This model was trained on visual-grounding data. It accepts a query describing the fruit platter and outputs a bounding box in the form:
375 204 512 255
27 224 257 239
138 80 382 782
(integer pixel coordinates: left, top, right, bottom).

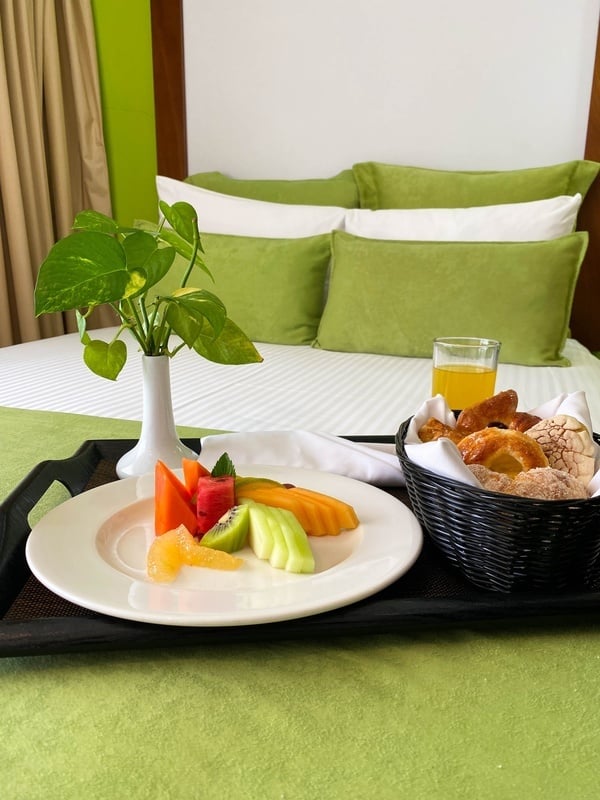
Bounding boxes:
23 449 423 628
149 454 361 582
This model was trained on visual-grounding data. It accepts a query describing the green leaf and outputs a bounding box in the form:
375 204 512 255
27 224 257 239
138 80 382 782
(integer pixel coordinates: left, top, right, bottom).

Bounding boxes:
34 232 128 314
121 231 176 295
122 268 147 299
211 452 236 477
82 338 128 380
73 210 119 235
142 247 176 290
192 318 263 365
122 230 158 269
156 228 210 276
164 289 228 346
159 201 198 244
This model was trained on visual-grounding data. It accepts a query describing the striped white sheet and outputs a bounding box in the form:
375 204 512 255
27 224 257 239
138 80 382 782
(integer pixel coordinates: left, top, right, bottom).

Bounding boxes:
2 328 600 434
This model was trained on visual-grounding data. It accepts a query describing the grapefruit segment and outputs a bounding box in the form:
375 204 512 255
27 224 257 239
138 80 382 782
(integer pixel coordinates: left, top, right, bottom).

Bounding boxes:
147 524 243 582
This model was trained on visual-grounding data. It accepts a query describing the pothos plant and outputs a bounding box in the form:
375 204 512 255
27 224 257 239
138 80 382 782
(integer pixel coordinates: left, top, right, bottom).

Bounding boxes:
34 201 262 380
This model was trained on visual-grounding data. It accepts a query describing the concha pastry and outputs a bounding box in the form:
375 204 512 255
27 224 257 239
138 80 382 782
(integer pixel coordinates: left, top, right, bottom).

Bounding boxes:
525 414 596 485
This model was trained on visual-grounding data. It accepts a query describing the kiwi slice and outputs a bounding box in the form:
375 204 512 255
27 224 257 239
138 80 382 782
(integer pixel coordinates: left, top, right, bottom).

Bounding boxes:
201 505 250 553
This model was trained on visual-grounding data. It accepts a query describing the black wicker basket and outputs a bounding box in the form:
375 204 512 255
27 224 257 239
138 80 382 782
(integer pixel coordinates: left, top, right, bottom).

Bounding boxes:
396 417 600 593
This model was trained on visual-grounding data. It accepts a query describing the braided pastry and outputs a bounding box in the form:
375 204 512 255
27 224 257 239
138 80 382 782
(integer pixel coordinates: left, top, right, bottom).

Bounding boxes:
456 389 518 433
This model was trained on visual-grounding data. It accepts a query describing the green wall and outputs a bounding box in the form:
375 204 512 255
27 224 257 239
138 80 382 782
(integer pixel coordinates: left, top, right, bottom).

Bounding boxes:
90 0 158 226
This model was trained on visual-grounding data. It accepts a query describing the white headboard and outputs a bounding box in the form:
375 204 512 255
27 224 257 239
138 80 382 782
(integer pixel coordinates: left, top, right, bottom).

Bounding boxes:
182 0 600 177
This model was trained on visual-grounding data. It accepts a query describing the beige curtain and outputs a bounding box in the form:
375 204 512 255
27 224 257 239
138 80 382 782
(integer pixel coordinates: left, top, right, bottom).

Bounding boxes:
0 0 115 347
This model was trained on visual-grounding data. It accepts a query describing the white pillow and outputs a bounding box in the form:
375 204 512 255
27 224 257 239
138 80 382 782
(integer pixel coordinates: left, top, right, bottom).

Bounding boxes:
343 193 583 241
156 175 347 238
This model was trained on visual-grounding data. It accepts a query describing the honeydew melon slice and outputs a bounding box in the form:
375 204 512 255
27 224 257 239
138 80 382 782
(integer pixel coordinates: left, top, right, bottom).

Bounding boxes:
268 506 315 574
267 510 288 570
241 499 274 560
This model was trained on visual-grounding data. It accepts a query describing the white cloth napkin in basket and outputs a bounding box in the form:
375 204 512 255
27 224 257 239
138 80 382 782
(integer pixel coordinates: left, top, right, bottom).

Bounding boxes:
404 390 600 496
199 430 405 486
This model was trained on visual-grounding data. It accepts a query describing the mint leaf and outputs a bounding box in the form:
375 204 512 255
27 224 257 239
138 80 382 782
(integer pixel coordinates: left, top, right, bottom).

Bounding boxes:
211 452 236 477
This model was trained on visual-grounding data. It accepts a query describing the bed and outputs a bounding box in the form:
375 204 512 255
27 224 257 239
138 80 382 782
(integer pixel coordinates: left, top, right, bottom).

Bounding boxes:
5 153 600 435
4 157 600 437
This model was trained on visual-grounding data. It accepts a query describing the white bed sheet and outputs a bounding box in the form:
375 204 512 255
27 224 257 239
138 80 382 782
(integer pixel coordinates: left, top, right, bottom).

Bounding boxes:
2 328 600 434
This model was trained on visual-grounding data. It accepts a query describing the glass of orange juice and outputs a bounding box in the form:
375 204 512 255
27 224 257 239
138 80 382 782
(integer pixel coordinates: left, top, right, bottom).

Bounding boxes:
432 337 500 409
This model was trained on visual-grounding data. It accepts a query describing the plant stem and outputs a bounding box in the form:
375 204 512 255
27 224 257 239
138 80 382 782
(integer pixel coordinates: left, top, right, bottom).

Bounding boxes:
125 299 152 354
180 233 201 288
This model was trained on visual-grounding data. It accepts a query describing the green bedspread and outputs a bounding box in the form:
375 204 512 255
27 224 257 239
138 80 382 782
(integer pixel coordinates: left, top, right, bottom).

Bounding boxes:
1 406 599 800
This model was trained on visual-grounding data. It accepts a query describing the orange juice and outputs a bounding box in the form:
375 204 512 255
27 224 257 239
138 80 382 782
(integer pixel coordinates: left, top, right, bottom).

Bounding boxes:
432 363 497 409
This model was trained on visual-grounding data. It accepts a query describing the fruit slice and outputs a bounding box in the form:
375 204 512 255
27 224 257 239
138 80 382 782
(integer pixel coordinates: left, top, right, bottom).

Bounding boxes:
235 483 359 536
200 505 250 553
196 475 235 535
155 460 197 535
235 476 283 493
241 499 274 560
147 524 243 582
269 506 315 574
182 457 210 498
267 510 289 570
241 499 314 573
235 486 311 531
286 487 359 533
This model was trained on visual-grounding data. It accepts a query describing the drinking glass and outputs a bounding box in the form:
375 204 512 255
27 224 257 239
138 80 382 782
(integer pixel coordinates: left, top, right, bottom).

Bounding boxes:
432 337 500 409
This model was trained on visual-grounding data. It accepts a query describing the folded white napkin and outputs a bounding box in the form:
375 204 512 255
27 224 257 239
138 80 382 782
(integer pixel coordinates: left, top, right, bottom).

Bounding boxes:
404 391 600 495
199 430 405 486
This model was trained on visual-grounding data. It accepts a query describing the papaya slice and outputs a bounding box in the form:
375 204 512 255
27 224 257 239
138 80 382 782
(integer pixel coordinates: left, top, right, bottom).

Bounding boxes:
155 460 197 536
182 457 210 498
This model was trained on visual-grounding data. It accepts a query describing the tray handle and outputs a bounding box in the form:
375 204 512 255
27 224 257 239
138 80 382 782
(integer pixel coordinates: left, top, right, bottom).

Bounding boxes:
0 441 105 614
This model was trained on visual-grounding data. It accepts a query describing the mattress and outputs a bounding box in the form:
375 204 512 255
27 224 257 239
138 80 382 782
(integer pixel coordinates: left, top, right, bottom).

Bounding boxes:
2 328 600 434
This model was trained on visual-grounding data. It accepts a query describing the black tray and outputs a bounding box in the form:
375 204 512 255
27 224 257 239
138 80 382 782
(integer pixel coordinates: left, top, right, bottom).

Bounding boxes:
2 437 600 657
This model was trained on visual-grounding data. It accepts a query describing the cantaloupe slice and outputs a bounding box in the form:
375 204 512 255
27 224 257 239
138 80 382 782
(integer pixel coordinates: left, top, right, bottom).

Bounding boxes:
287 486 359 532
235 486 312 531
285 488 339 536
235 484 359 536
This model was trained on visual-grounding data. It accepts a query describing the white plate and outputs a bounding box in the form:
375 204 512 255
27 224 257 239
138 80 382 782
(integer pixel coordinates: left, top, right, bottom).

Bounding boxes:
25 465 422 627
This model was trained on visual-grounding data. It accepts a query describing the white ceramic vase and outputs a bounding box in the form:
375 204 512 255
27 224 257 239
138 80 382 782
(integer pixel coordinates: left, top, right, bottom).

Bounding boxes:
116 355 198 479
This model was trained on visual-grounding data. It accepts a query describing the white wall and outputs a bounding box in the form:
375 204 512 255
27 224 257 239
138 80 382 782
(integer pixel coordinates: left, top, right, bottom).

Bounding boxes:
183 0 600 178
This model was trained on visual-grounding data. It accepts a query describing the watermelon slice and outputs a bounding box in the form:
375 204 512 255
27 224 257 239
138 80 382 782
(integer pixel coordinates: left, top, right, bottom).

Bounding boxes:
196 475 235 535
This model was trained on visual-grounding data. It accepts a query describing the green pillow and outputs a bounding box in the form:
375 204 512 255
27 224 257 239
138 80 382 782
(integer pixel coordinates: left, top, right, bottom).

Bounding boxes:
314 231 588 366
154 233 331 345
185 170 359 208
352 160 600 209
